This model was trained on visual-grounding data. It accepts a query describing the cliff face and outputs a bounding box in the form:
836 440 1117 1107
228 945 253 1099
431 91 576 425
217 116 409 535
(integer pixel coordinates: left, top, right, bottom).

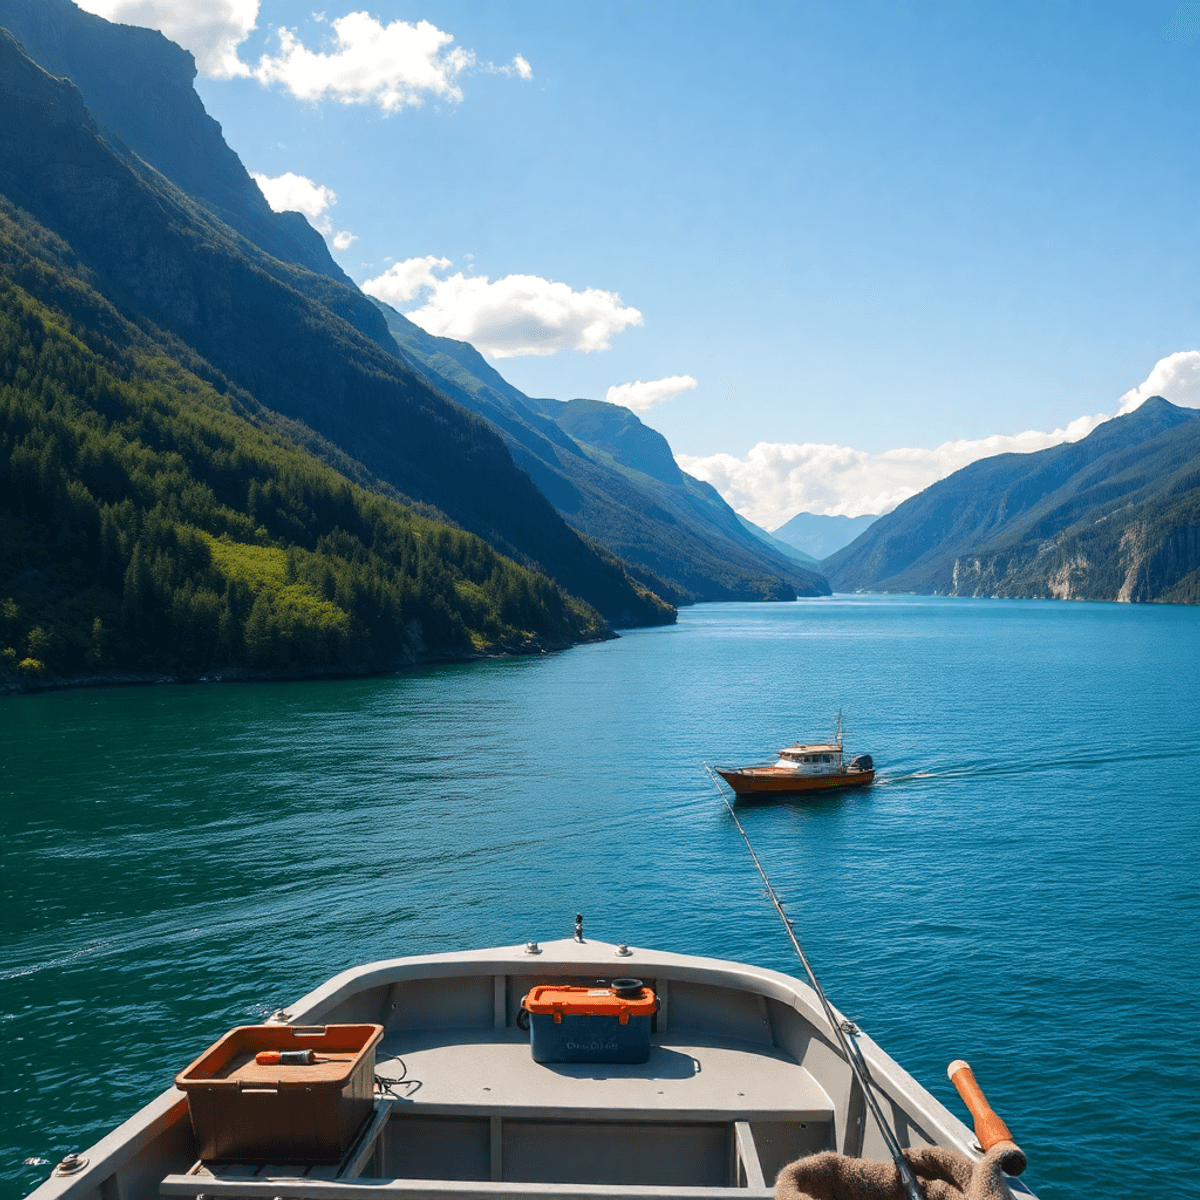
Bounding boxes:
0 0 345 282
824 398 1200 604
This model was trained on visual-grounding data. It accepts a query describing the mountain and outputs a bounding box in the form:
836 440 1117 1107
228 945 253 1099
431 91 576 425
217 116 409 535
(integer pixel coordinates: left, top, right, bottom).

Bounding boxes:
734 515 820 565
770 512 879 560
822 398 1200 604
0 197 608 687
374 301 831 602
0 0 345 283
0 23 671 631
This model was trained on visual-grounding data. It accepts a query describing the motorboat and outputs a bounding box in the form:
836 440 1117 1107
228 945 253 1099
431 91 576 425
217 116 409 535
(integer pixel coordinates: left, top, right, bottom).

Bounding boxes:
713 738 875 798
25 932 1036 1200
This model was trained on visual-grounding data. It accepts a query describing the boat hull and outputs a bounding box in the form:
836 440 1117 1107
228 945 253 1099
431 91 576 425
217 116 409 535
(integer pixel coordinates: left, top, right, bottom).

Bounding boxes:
716 766 876 796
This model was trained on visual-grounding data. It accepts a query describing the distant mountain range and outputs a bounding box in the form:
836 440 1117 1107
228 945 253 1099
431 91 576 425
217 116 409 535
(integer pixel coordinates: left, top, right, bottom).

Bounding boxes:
769 512 879 560
733 515 820 565
823 398 1200 604
374 301 829 603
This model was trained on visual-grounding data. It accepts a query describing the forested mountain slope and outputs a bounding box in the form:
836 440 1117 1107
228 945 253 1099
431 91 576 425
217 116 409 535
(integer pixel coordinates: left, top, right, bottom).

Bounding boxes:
376 301 830 603
823 398 1200 603
0 200 608 688
0 26 670 630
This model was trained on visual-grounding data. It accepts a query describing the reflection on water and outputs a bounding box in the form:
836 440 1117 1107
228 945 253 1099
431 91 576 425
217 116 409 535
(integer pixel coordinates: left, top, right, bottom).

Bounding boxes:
2 596 1199 1200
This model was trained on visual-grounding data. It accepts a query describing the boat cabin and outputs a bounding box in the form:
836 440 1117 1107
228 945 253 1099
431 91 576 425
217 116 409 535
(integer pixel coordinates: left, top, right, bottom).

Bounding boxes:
774 742 844 775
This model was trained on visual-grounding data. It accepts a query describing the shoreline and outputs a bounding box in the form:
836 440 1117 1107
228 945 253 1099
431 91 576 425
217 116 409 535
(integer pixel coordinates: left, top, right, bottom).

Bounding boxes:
0 629 618 697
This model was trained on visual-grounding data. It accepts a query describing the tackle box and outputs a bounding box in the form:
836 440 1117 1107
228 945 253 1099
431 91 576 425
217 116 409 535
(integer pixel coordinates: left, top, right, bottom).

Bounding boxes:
175 1023 384 1163
521 979 656 1064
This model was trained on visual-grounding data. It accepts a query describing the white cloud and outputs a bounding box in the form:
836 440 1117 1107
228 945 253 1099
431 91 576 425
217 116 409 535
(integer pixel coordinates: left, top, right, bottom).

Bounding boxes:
487 53 533 79
1117 350 1200 413
251 170 356 251
251 171 334 219
678 351 1200 528
678 413 1108 528
253 11 474 111
73 0 258 78
361 258 642 357
358 255 451 304
607 375 698 413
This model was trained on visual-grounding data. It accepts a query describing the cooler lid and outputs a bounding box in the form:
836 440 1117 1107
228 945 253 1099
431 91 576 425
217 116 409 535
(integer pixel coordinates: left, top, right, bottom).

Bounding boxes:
523 983 657 1017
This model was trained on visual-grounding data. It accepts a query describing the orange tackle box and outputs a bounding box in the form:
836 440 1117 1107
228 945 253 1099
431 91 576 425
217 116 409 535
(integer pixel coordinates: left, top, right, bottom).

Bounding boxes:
520 979 656 1064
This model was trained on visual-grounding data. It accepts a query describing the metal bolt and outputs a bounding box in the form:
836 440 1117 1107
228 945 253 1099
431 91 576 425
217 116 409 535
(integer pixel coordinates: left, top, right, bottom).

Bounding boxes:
839 1019 859 1035
615 943 632 957
524 941 541 955
55 1154 87 1176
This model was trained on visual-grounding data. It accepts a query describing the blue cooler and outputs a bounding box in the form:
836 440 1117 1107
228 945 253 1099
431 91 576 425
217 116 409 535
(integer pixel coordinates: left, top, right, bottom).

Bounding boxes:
521 979 657 1064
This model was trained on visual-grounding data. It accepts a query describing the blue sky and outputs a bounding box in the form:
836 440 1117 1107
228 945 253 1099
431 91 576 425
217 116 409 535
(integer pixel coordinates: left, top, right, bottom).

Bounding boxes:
77 1 1200 522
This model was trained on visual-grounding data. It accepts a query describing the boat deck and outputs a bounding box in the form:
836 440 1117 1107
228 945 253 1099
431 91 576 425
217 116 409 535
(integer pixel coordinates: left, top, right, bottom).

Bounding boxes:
161 1032 833 1198
376 1029 834 1122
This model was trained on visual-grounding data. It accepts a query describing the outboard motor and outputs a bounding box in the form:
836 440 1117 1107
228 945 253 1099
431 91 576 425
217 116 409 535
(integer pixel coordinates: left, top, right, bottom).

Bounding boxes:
850 754 873 771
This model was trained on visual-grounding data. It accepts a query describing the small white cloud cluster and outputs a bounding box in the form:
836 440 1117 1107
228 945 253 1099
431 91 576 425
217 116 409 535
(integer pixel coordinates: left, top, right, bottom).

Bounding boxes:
251 171 356 250
73 0 259 78
487 53 533 79
606 376 697 413
253 12 475 111
678 351 1200 528
361 259 642 358
1117 350 1200 413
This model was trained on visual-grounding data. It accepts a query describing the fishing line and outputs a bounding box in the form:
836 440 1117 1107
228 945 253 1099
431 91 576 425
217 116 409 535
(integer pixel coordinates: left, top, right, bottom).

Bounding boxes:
703 763 927 1200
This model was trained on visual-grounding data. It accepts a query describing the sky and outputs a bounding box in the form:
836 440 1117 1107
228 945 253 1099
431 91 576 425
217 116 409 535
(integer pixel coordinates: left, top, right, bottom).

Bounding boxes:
74 0 1200 526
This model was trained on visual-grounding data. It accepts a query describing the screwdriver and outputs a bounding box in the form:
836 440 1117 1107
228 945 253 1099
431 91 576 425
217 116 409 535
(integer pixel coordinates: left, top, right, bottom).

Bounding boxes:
255 1049 329 1065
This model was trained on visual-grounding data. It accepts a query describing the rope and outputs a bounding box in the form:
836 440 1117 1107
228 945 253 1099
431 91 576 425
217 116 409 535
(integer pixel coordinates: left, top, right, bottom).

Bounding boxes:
703 764 927 1200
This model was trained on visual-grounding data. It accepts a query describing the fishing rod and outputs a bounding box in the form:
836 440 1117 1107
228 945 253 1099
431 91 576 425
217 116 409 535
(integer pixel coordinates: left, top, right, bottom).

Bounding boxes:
703 763 927 1200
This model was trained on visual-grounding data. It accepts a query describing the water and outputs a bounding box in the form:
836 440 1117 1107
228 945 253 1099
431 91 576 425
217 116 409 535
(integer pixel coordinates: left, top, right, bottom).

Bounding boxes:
3 595 1199 1200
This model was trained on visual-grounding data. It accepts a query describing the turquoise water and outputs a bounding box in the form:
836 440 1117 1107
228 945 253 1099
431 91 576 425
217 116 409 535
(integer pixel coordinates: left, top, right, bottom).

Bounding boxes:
3 596 1199 1200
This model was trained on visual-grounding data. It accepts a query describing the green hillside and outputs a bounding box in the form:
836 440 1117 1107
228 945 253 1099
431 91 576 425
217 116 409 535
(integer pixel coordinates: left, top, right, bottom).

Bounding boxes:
0 202 609 687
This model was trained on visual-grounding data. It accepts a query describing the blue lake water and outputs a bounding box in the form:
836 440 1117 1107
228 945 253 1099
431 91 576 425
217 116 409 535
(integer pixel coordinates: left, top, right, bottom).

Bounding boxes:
3 595 1199 1200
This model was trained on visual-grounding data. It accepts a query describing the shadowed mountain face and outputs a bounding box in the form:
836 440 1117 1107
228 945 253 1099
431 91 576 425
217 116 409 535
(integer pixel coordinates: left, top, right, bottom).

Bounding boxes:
0 26 671 630
375 302 831 603
0 0 346 283
823 398 1200 604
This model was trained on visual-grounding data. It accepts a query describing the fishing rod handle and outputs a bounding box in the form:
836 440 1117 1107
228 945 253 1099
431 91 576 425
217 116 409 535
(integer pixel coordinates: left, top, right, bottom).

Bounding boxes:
947 1060 1027 1176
